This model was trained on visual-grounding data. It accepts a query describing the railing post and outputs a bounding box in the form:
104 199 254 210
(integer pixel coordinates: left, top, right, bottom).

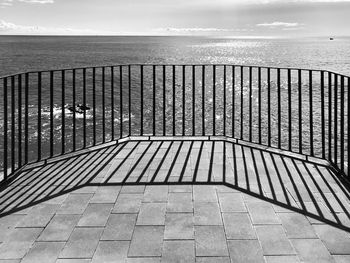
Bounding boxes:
232 66 235 138
267 68 271 147
309 70 314 156
340 75 345 171
153 65 156 136
277 68 281 149
128 65 131 136
173 65 176 136
111 66 114 141
320 71 325 159
348 77 350 177
25 73 29 164
18 74 22 167
83 68 87 147
120 66 123 138
37 72 42 161
92 67 96 145
240 66 243 140
140 65 143 136
101 67 105 144
249 66 252 142
11 76 15 172
213 65 216 136
258 67 261 144
288 69 292 151
202 65 205 136
163 65 166 136
3 78 8 182
50 71 54 157
328 72 332 161
298 69 302 154
224 65 227 137
182 65 185 136
73 69 77 150
192 65 195 136
334 74 338 165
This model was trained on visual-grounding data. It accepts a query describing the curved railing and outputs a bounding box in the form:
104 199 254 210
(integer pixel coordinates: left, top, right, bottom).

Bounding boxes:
0 64 349 184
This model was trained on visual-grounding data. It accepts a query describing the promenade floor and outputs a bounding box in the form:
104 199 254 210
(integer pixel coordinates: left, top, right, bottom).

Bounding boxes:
0 140 350 262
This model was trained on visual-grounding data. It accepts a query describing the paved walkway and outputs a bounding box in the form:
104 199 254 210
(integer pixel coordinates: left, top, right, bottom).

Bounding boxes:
0 141 350 262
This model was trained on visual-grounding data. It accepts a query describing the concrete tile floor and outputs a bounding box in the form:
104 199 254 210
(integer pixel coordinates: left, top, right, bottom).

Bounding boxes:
0 140 349 262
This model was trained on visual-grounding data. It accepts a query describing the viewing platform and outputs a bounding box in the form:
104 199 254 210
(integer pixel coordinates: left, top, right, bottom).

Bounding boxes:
0 64 350 262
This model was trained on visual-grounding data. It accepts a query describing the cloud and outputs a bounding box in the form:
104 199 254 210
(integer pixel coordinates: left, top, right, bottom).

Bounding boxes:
155 27 251 33
19 0 54 3
256 21 302 27
0 20 99 35
157 27 232 32
0 0 53 7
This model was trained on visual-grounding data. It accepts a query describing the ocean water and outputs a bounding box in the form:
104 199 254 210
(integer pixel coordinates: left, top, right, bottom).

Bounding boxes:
0 36 349 172
1 36 350 76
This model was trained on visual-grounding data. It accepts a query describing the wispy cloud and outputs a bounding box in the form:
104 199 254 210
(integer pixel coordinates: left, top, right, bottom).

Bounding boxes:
156 27 232 32
0 20 100 35
0 0 53 7
154 27 251 34
256 21 303 28
19 0 54 3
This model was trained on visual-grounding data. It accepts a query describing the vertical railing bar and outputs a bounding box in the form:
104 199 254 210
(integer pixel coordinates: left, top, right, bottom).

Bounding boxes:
128 65 131 137
202 65 205 136
72 69 76 151
163 65 166 136
24 73 29 164
182 65 185 136
101 67 105 144
267 68 271 147
3 78 8 180
334 74 338 165
298 69 302 154
18 74 22 167
192 65 196 136
120 66 123 138
92 67 96 145
83 68 87 147
153 65 156 136
11 76 15 172
320 71 325 159
232 66 235 138
173 65 176 136
258 67 261 144
249 66 252 142
49 71 54 157
240 66 243 140
340 76 345 171
140 65 143 136
277 68 281 149
110 66 114 141
328 72 332 161
288 69 292 151
213 65 216 136
37 72 41 161
347 77 350 177
309 70 314 156
223 65 227 136
61 70 65 154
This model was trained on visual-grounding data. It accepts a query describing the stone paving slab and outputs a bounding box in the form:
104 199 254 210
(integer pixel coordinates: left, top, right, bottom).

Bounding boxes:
0 141 350 262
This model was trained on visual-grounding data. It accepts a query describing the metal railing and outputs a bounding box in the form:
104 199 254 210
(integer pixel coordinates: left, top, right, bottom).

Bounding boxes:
0 64 349 184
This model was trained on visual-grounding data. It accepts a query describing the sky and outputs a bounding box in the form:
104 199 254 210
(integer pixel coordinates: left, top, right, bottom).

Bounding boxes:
0 0 349 37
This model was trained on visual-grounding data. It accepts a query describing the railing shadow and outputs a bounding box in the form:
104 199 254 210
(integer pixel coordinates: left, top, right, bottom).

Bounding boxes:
0 139 349 232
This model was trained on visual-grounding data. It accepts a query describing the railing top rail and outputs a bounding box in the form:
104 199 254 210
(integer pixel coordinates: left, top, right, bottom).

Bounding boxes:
1 63 349 79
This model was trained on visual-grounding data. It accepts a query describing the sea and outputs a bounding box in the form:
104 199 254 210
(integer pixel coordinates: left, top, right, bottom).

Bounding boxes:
1 36 350 172
0 36 350 76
